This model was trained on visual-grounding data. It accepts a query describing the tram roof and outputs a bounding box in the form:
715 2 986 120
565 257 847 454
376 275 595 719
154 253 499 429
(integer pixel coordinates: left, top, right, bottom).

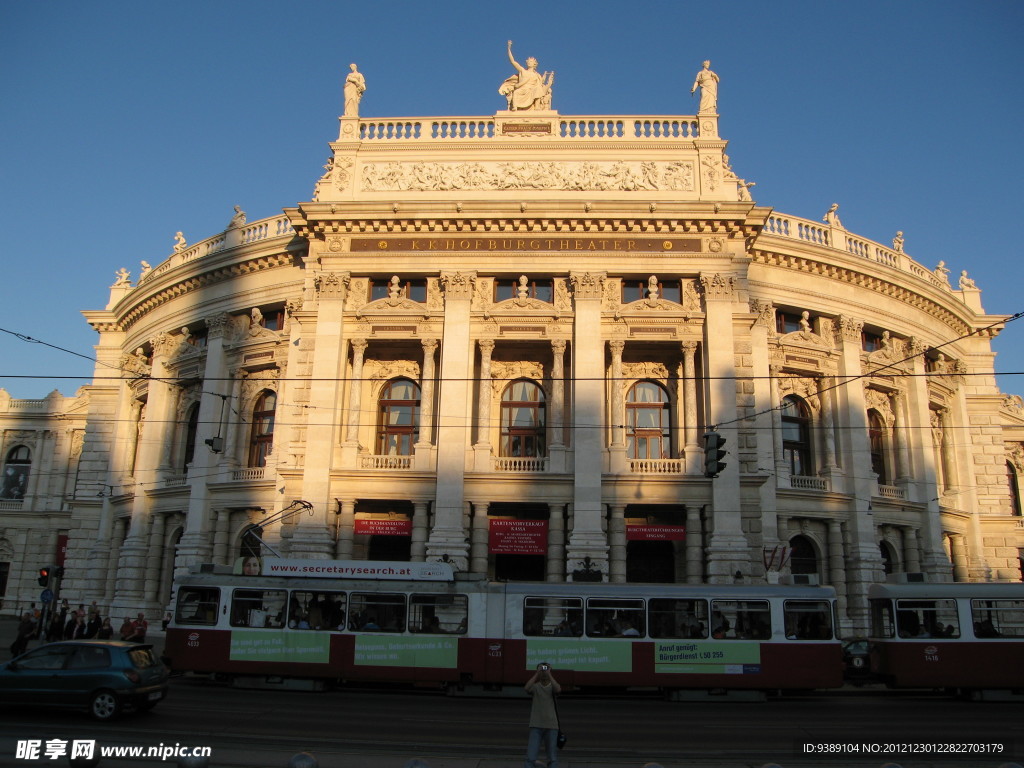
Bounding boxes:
867 582 1024 600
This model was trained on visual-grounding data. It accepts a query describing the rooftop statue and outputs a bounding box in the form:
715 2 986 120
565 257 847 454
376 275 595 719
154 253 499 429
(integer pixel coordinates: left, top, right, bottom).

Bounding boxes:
892 231 904 253
344 63 366 118
690 60 719 114
228 205 246 230
823 203 843 229
499 40 554 111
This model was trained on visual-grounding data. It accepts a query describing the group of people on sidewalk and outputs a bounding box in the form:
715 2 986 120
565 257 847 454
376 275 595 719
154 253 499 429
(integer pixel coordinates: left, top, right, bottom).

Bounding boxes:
8 601 151 657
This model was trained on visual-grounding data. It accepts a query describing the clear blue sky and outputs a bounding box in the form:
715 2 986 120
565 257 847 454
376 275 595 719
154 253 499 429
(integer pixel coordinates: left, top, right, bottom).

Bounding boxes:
1 0 1022 399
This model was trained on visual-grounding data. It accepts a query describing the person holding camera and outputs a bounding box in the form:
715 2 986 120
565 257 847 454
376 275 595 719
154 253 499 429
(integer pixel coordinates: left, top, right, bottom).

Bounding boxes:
524 662 561 768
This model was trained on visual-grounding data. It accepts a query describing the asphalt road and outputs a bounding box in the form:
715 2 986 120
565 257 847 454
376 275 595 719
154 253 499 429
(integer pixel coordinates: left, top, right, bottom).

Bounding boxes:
0 676 1022 768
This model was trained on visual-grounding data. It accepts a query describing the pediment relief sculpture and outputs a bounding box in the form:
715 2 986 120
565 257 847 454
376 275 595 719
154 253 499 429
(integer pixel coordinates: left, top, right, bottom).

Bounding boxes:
367 360 421 382
864 388 896 428
118 348 151 378
168 327 202 364
777 375 821 415
490 361 547 395
620 361 672 381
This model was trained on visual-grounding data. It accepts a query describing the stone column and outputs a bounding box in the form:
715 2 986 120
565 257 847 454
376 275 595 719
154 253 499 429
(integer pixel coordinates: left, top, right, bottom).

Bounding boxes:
681 341 701 473
685 505 703 584
950 534 969 582
473 339 495 470
213 509 231 565
345 339 368 445
427 271 476 569
770 365 788 483
174 312 230 582
415 339 438 469
470 501 490 576
548 339 567 473
902 525 921 573
608 505 627 583
939 408 958 492
699 273 747 582
892 391 912 483
335 499 355 559
104 518 125 603
748 301 779 564
566 272 609 579
832 315 883 627
144 512 167 602
609 340 625 449
546 503 565 582
222 372 245 467
819 377 838 471
411 501 429 561
827 520 848 620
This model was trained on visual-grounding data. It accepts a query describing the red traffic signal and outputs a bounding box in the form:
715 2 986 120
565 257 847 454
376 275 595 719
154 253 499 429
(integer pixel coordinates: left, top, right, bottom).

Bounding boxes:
37 566 51 587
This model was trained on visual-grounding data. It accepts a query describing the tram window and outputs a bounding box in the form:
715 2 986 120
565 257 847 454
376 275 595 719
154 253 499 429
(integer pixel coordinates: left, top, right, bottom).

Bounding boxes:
175 587 219 625
971 599 1024 638
523 597 583 636
289 591 346 631
895 599 959 638
586 598 645 638
870 599 895 638
349 592 406 632
783 600 833 640
410 594 468 634
648 599 707 638
230 589 287 628
710 600 771 640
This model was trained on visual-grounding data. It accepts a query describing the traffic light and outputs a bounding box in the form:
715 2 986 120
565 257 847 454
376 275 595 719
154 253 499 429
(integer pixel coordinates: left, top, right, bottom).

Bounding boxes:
53 566 65 580
37 566 51 587
703 432 727 478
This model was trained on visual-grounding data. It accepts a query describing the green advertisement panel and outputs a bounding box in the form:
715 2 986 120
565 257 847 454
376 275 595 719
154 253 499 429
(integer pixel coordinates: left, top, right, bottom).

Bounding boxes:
230 630 331 663
654 640 762 674
526 639 633 672
354 636 459 668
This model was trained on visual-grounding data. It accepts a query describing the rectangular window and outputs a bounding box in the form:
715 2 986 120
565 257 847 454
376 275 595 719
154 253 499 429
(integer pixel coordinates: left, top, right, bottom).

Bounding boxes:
648 598 708 638
175 587 220 626
230 589 287 628
783 600 833 640
895 599 959 638
349 592 406 632
710 599 771 639
410 593 468 634
288 591 347 630
586 598 645 637
494 278 554 303
370 278 427 302
523 596 583 637
862 331 883 352
971 599 1024 638
621 279 680 305
776 312 803 334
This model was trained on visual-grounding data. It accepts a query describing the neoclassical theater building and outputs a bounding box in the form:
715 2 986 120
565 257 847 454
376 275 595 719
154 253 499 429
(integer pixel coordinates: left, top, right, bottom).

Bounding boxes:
2 58 1023 633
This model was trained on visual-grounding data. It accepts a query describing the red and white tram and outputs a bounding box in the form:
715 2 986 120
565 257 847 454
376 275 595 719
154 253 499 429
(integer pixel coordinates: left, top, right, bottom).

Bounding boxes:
164 559 843 696
867 582 1024 696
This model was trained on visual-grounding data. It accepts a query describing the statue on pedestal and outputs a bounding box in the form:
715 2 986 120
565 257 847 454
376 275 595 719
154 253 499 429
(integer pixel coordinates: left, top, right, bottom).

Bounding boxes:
344 63 366 118
499 40 554 111
690 60 720 114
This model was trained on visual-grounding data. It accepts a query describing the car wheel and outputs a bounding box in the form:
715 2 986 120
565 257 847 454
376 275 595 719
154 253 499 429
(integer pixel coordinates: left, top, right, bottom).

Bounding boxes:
90 690 121 721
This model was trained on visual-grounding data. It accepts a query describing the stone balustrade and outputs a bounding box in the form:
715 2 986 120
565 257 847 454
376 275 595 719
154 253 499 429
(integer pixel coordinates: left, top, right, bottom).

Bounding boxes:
790 474 829 491
360 455 413 470
628 458 683 474
356 115 704 142
493 456 549 472
231 468 265 481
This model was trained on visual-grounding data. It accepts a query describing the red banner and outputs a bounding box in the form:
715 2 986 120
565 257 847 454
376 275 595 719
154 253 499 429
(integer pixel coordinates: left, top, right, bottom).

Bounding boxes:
354 518 412 536
626 524 686 541
489 519 548 555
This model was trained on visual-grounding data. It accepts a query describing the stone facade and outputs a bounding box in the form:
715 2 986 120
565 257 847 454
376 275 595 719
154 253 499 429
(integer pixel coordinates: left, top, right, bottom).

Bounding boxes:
2 90 1023 635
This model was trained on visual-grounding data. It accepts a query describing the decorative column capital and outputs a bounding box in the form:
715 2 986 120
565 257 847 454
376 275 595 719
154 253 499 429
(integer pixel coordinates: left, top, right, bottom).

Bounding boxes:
350 338 368 355
569 271 606 299
551 338 567 355
699 272 736 299
608 339 625 356
420 337 439 354
836 315 864 343
681 340 699 356
204 312 230 339
440 271 476 300
478 338 495 356
314 271 350 300
749 298 775 328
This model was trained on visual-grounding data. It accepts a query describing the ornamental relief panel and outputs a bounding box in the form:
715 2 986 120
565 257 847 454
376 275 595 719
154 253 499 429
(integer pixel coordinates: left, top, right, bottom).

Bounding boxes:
864 388 896 428
490 361 547 396
620 361 672 381
777 375 821 416
1007 442 1024 472
360 160 695 193
175 384 203 421
239 369 280 412
366 360 421 382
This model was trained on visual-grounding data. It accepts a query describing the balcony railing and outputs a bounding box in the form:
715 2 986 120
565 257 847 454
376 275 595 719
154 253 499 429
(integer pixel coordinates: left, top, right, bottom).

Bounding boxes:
790 475 829 491
162 474 188 488
360 455 414 470
877 484 907 500
0 499 24 511
232 468 265 481
493 456 549 472
628 458 683 474
357 116 703 143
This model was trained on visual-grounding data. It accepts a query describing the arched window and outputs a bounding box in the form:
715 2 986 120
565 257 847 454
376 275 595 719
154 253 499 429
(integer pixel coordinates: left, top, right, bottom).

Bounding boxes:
789 535 818 576
626 382 671 460
781 396 812 476
1009 462 1023 517
248 391 276 468
868 410 888 484
880 540 897 575
377 378 420 455
1 446 30 500
182 404 200 473
500 380 546 457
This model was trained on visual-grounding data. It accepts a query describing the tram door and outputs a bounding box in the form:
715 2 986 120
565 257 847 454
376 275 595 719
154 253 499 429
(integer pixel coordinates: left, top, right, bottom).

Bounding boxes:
626 540 675 582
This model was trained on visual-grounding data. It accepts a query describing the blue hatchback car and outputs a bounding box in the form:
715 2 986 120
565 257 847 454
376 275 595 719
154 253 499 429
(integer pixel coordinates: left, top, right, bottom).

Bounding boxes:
0 640 169 720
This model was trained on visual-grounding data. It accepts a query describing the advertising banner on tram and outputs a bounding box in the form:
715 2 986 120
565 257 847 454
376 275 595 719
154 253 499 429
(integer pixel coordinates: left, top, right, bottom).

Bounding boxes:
261 558 453 581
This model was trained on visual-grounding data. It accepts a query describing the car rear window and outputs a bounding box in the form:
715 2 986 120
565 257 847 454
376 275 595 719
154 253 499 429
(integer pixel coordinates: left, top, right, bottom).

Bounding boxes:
128 648 159 669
